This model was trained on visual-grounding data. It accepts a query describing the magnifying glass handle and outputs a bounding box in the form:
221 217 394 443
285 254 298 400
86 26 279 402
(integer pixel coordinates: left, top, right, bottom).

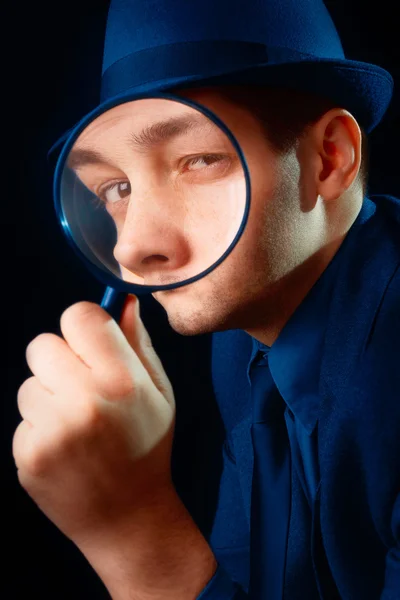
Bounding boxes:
100 286 127 322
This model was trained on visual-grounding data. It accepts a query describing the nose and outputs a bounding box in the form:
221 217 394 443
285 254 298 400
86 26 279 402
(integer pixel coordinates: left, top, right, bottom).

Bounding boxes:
112 190 192 285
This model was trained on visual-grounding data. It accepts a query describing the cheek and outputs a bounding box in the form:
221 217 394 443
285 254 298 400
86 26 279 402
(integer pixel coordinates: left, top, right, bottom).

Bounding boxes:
241 182 276 252
224 174 297 282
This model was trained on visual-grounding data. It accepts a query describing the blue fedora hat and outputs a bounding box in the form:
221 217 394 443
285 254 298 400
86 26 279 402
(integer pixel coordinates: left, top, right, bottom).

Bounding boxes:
49 0 394 156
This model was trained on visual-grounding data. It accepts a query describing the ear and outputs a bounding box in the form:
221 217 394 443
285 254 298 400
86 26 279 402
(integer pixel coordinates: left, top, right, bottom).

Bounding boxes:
311 108 362 202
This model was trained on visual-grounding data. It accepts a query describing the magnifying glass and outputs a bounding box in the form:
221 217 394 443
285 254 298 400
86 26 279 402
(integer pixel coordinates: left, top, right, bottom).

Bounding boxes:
54 93 251 321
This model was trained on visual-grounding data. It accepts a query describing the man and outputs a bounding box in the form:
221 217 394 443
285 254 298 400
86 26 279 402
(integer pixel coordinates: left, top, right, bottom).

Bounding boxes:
13 1 399 599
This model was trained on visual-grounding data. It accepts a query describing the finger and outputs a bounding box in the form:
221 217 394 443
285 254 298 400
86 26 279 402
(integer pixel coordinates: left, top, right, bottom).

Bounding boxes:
12 419 33 471
17 376 51 424
26 333 91 395
16 375 68 432
12 417 62 480
119 295 174 405
59 301 148 395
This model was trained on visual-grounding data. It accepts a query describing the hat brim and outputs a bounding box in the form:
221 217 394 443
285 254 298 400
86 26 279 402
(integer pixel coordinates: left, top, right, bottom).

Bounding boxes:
48 57 393 160
114 58 394 134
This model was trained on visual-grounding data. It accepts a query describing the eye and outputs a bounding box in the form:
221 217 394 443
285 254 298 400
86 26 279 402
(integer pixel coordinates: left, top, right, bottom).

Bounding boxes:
97 181 131 204
183 154 229 172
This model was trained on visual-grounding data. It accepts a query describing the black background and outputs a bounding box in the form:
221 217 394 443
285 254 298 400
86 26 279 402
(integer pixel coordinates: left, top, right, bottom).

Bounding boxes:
3 1 399 598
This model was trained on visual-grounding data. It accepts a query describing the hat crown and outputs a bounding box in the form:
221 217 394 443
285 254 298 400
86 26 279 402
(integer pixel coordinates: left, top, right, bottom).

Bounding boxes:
102 0 344 74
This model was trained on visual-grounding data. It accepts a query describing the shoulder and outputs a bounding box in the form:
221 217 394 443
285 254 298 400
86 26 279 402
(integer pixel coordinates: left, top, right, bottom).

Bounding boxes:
371 193 400 227
365 251 399 352
318 257 400 517
320 257 399 458
330 258 399 418
319 196 400 450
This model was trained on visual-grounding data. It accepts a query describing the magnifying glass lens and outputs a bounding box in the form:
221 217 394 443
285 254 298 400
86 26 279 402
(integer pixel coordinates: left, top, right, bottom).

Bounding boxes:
58 97 247 290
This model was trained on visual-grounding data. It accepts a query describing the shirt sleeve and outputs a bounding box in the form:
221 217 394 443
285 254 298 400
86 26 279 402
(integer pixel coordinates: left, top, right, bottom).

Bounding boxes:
196 564 249 599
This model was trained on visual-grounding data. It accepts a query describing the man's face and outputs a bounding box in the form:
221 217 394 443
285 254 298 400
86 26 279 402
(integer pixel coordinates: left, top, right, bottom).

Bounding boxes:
153 86 326 340
69 86 321 340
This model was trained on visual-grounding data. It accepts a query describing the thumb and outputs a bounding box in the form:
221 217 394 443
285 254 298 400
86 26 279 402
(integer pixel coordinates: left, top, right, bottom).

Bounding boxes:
119 295 175 406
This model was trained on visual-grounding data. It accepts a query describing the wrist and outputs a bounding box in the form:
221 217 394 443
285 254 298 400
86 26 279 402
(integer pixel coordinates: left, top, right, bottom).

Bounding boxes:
78 487 217 599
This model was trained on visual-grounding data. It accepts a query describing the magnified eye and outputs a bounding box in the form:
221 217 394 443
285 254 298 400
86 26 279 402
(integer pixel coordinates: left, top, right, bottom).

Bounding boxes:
98 181 131 204
183 154 229 172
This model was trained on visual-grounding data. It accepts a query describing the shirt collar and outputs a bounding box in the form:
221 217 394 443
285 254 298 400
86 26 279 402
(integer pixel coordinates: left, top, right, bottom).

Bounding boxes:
246 198 370 436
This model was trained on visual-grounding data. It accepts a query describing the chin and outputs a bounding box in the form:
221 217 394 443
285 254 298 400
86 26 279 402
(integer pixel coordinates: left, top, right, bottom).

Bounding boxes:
166 303 238 337
152 276 241 335
164 306 214 336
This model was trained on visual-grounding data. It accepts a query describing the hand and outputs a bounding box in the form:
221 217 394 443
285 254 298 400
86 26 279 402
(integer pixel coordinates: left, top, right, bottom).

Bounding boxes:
12 296 176 550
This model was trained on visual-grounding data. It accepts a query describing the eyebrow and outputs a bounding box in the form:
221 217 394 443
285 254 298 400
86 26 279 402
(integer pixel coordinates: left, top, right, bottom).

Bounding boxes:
67 112 220 170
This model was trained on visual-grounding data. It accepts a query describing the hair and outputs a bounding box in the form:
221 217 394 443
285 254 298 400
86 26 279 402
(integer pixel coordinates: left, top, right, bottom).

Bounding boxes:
219 85 369 197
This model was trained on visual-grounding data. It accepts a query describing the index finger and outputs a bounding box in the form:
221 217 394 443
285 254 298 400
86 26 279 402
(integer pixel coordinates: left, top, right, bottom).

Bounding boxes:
59 301 148 394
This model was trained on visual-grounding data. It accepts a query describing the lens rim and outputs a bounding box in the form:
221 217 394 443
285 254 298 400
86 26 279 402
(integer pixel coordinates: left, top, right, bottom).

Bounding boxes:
53 91 251 293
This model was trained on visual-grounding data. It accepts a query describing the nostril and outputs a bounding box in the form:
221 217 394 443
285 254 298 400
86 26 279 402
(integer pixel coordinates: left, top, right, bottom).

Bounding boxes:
142 255 169 265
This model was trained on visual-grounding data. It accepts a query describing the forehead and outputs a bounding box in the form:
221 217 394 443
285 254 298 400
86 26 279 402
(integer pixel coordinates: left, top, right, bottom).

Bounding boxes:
67 97 230 171
80 98 185 137
77 98 219 144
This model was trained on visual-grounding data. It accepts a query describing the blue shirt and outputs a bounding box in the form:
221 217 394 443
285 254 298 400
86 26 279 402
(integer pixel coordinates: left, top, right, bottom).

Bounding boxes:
198 199 383 599
243 250 343 598
246 229 345 509
247 210 345 598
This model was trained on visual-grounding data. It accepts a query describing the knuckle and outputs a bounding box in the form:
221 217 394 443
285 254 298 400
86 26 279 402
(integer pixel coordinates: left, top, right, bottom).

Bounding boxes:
96 366 137 399
78 401 107 432
13 423 72 478
17 437 49 477
12 421 26 465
